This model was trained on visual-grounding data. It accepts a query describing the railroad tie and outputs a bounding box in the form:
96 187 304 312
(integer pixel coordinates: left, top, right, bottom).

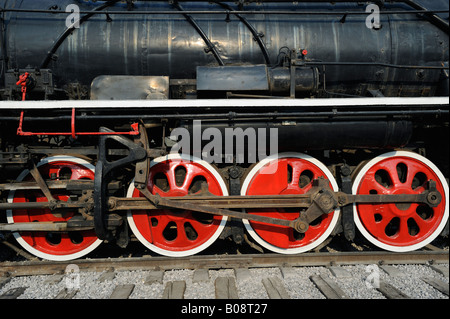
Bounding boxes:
109 284 135 299
215 277 238 299
379 265 407 277
193 269 210 283
280 267 297 279
43 274 65 285
0 287 27 299
55 288 79 299
327 266 351 278
145 270 164 285
234 268 252 282
0 277 11 289
163 281 186 299
98 268 116 282
429 265 449 278
421 277 449 297
376 281 410 299
310 275 349 299
262 277 290 299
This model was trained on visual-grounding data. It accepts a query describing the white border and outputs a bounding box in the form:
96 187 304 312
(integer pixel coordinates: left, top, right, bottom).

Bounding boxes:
126 153 228 257
352 151 449 252
0 97 447 109
6 156 102 261
240 152 340 254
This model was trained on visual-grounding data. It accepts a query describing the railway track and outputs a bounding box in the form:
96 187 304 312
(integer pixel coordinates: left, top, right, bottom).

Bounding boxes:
0 249 448 301
0 250 448 276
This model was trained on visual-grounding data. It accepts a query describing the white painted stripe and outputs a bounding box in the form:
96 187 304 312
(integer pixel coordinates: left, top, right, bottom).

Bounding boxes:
0 97 448 110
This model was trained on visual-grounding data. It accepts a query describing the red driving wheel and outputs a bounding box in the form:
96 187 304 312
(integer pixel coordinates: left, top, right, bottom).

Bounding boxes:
241 153 340 254
127 154 228 257
353 151 449 252
7 156 102 261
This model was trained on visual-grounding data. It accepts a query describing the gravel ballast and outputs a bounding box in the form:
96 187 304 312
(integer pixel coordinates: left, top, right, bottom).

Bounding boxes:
0 263 448 299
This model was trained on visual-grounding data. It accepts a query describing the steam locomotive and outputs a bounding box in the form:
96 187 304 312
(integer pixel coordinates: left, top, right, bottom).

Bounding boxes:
0 0 448 261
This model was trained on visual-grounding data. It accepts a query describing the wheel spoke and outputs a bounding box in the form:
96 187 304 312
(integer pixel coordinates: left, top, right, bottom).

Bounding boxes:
413 206 436 232
166 165 183 192
288 160 303 188
182 170 196 192
370 178 393 194
401 161 429 194
397 217 413 242
187 216 213 235
389 164 403 189
359 205 392 238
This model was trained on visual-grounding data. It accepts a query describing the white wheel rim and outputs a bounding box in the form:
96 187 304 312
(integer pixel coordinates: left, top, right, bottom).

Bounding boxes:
241 152 340 254
6 156 102 261
127 153 228 257
352 151 449 252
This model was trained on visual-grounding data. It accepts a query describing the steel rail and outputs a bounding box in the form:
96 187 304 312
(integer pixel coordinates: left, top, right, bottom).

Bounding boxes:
0 250 447 276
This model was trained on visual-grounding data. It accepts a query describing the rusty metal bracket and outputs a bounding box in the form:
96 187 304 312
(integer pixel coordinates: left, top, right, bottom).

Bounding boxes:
293 178 338 233
339 164 355 241
28 160 57 210
133 121 151 192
